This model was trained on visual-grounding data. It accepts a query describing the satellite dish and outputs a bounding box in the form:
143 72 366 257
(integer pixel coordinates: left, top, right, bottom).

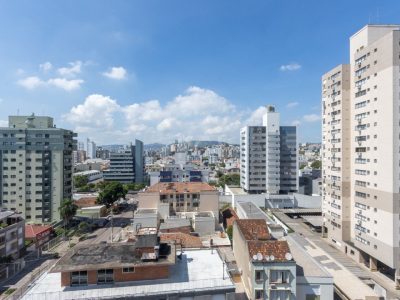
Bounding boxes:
285 253 293 261
252 255 258 261
270 255 275 261
257 253 263 261
264 255 270 261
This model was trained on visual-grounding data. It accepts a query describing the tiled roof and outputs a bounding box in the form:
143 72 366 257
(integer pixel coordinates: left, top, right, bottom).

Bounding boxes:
74 197 97 208
145 182 216 194
25 224 52 239
247 240 291 262
160 232 203 248
235 219 270 240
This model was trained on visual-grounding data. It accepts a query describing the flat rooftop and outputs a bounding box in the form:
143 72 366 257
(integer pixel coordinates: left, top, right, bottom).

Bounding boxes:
286 234 332 278
51 242 174 273
145 182 216 194
23 250 235 300
226 186 247 195
302 215 323 227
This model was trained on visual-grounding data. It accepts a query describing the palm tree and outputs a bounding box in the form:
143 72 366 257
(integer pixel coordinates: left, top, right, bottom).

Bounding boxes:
59 199 78 228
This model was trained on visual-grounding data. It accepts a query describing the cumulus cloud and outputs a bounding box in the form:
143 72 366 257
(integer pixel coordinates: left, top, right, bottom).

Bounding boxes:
58 61 82 77
39 62 52 72
47 78 84 91
17 76 44 89
280 63 301 71
303 114 321 122
64 87 296 144
64 94 120 129
17 76 83 91
103 67 127 80
286 101 299 108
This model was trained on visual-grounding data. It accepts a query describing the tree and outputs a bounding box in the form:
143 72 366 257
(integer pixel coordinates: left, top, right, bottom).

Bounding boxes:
310 160 321 169
78 221 89 233
97 182 127 207
124 183 146 191
73 175 88 188
218 173 240 187
59 199 78 227
226 225 233 241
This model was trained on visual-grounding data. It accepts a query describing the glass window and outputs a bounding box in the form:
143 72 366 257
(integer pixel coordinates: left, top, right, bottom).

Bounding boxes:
97 269 114 284
70 271 87 286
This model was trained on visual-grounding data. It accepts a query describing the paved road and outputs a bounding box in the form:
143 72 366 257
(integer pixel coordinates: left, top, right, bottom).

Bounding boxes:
273 209 400 299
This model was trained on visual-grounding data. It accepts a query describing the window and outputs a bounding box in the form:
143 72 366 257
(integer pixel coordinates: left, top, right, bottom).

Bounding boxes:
71 271 87 286
97 269 114 284
122 267 135 273
270 270 290 283
255 290 264 300
255 270 263 282
306 296 321 300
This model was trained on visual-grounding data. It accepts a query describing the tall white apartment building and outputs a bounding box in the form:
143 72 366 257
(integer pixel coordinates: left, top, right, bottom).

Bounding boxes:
86 138 96 159
322 25 400 286
240 105 298 194
0 115 76 224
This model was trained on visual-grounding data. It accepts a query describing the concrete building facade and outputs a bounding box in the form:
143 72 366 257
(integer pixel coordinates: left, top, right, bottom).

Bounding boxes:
103 140 144 184
240 105 298 194
322 25 400 286
0 115 76 223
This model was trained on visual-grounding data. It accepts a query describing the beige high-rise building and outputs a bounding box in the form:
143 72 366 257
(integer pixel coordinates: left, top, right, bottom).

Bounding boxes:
0 115 77 224
322 25 400 287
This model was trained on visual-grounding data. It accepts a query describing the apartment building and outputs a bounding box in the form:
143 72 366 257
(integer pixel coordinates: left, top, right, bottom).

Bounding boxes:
137 182 219 223
0 210 25 259
322 25 400 286
240 105 298 194
233 219 297 299
0 115 76 224
103 139 144 184
322 64 352 250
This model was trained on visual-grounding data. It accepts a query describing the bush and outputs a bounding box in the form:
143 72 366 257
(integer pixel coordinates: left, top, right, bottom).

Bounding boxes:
4 288 16 295
226 225 233 241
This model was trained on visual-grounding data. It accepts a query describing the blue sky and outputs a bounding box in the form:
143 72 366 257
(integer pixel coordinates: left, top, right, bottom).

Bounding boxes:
0 0 399 144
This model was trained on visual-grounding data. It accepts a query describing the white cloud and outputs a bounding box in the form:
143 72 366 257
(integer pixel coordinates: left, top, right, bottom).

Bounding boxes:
63 94 120 129
17 76 83 91
58 61 82 77
303 114 321 122
286 101 299 108
17 76 44 89
47 78 84 91
64 87 283 144
103 67 127 80
280 63 301 71
39 62 52 72
291 120 301 126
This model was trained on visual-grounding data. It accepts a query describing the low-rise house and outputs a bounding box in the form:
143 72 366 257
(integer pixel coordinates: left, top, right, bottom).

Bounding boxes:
25 224 52 249
51 233 174 286
0 210 25 259
233 219 296 300
74 196 107 219
159 218 191 234
137 182 219 225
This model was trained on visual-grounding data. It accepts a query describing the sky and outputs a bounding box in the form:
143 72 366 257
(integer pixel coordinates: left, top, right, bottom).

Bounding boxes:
0 0 399 145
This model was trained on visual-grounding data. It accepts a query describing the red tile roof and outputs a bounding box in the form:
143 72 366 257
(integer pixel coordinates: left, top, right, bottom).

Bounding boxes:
248 240 291 262
235 219 270 240
160 232 203 248
145 182 216 194
25 224 52 239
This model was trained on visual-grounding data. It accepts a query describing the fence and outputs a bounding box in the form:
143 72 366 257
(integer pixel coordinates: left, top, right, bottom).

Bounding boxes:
3 260 54 300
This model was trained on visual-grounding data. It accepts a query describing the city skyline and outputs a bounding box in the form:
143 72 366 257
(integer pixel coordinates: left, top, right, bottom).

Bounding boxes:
1 1 400 144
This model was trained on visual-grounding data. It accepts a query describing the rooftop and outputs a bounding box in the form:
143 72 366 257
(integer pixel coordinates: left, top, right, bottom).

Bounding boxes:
51 242 175 273
160 232 203 248
286 234 332 278
145 182 216 194
159 218 191 230
25 224 52 239
248 240 292 263
74 197 98 208
235 219 270 241
23 250 234 300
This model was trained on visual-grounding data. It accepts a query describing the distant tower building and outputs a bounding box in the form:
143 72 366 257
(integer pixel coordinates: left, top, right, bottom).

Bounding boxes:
0 114 76 223
103 139 144 184
240 105 298 194
86 138 96 159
